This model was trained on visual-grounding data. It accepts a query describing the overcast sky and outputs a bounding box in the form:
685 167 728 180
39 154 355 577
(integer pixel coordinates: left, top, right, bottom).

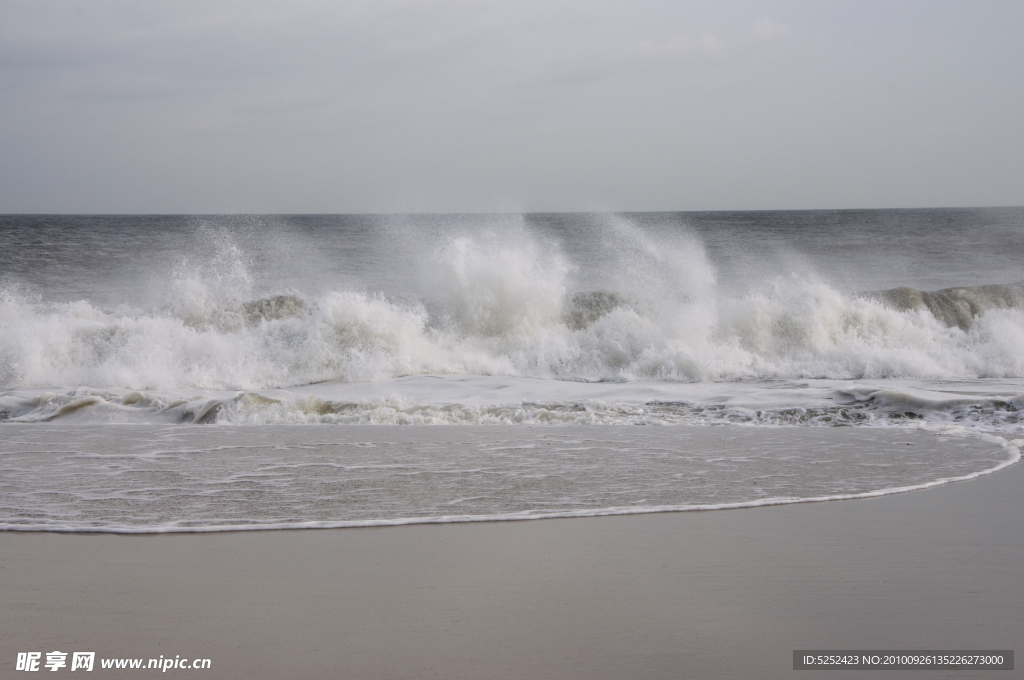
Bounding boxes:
1 0 1022 213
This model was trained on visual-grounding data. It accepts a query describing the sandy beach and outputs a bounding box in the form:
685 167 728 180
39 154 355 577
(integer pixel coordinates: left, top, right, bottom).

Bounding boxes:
2 457 1020 679
4 0 1023 676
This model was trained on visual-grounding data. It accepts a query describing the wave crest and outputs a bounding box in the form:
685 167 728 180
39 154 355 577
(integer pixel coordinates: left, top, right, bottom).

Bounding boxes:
868 282 1024 330
5 226 1024 390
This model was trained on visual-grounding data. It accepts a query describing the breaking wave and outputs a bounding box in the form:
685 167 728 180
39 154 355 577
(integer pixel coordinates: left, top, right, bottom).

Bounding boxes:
4 222 1024 393
867 282 1024 331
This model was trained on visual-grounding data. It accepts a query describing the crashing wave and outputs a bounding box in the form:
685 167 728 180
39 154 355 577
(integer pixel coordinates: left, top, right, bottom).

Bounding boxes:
6 223 1024 391
867 282 1024 330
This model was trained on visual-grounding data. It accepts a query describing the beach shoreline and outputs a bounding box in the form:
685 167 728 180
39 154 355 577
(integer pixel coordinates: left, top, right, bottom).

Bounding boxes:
3 458 1021 679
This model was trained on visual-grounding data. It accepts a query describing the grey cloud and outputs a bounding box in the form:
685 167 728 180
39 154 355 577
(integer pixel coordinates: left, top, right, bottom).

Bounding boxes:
0 0 1021 213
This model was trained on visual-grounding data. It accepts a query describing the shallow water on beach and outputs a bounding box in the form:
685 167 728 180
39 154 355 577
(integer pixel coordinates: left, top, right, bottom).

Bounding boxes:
0 424 1014 532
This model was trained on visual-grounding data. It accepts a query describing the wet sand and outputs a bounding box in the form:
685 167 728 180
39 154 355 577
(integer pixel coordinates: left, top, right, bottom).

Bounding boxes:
2 461 1021 679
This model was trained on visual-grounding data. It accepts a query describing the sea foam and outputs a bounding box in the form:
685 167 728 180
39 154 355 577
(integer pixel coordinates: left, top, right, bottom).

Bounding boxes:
4 221 1024 394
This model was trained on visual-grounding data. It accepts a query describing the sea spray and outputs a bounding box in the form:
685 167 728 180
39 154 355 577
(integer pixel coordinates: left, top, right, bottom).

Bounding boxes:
6 225 1024 390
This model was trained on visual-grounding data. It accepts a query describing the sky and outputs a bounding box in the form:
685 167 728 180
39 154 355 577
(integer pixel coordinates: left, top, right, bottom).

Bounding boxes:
1 0 1022 214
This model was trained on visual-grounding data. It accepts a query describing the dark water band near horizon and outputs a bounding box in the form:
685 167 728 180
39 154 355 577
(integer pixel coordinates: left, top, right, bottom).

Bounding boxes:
2 208 1024 532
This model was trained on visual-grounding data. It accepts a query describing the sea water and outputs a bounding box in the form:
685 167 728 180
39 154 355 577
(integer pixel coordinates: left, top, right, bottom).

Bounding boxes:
1 209 1023 532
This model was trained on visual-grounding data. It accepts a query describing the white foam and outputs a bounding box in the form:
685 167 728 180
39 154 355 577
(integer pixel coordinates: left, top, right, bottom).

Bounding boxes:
7 226 1024 396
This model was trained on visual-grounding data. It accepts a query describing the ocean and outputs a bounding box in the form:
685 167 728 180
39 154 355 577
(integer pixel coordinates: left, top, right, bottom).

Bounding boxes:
2 209 1022 532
